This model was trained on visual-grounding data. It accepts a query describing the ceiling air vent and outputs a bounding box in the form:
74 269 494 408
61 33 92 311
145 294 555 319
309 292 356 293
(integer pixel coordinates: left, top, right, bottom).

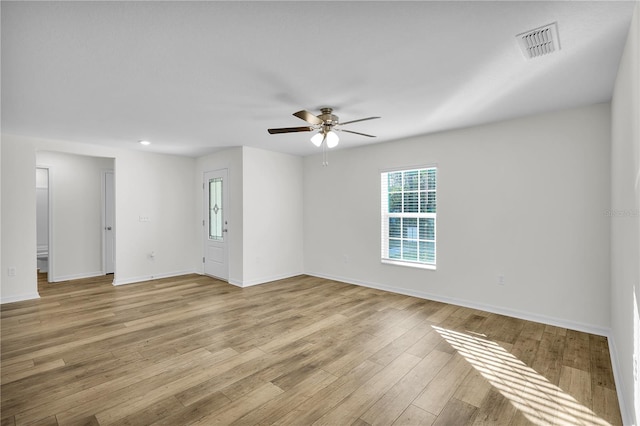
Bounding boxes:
516 22 560 59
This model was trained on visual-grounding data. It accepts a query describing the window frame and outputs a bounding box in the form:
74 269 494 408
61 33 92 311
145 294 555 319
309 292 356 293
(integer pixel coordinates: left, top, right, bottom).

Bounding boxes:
381 165 437 270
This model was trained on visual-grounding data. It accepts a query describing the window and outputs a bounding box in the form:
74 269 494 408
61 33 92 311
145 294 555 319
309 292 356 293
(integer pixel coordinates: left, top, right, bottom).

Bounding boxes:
381 167 436 268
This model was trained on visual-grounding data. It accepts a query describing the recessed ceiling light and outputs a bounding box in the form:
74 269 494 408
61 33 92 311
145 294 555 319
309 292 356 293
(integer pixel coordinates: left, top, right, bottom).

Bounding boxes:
139 140 151 146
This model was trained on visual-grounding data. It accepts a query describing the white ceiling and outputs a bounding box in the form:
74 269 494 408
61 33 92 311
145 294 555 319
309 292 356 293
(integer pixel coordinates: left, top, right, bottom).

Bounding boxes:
1 1 636 157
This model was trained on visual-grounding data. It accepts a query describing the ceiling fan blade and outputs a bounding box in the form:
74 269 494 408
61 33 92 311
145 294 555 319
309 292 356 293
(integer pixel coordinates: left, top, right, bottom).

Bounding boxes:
268 126 313 134
339 116 381 126
293 110 324 125
340 129 377 138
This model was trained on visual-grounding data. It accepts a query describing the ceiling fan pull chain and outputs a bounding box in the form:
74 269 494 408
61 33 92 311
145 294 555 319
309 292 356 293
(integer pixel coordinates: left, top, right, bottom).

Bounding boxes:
322 141 328 167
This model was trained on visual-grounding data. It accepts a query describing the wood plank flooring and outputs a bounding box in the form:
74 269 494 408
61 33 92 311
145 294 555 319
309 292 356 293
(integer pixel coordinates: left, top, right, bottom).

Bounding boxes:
1 273 622 425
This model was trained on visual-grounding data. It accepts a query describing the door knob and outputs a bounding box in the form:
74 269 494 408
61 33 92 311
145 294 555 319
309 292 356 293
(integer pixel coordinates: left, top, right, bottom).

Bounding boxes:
106 226 112 230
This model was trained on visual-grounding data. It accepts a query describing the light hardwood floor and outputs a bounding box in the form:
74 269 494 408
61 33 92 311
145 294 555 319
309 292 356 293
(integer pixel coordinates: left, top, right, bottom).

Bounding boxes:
1 273 621 426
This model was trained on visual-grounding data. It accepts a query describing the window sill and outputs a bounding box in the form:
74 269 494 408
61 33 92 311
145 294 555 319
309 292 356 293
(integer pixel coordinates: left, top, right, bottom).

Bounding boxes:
381 259 436 270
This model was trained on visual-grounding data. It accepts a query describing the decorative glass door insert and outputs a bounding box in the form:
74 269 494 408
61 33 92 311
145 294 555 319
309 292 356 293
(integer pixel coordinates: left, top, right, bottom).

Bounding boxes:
209 177 223 240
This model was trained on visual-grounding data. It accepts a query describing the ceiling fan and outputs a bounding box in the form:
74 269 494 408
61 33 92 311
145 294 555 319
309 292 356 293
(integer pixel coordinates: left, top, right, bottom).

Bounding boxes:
267 107 380 149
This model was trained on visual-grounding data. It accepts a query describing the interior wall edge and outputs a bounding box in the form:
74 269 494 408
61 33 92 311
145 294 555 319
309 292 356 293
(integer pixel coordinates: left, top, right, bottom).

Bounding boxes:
607 334 633 426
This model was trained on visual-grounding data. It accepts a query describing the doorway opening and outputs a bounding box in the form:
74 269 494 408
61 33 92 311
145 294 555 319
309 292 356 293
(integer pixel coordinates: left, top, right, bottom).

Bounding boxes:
36 167 50 282
35 152 115 284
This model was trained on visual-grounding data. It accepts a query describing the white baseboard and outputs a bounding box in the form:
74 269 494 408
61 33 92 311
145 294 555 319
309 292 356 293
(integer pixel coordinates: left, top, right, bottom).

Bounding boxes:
306 271 611 337
50 271 104 282
113 269 198 286
1 292 41 304
120 271 299 289
236 272 304 288
607 335 633 426
220 272 304 288
227 279 243 287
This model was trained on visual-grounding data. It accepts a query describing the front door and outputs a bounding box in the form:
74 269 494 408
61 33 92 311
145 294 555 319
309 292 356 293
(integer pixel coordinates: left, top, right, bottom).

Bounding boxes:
203 169 228 280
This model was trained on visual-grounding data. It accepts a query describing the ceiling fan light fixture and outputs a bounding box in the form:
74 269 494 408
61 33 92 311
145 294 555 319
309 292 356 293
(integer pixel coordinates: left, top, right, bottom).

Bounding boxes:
326 131 339 148
310 132 324 147
269 108 379 154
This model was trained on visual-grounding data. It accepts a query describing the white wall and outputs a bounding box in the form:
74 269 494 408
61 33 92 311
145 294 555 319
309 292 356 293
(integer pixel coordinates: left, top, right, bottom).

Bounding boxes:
304 103 612 334
0 138 2 299
2 138 302 298
1 137 39 303
242 147 303 286
37 151 114 281
196 147 244 284
610 3 640 425
0 135 198 302
114 150 198 284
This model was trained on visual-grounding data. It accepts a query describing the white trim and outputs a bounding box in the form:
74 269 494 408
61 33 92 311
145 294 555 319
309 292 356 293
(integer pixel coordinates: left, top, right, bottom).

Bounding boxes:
305 271 611 337
227 279 243 288
379 162 439 174
1 293 41 305
112 269 198 286
225 273 304 288
36 164 54 283
48 166 54 283
607 335 633 426
231 272 304 288
50 271 105 283
203 273 230 284
101 169 115 275
101 170 106 274
381 259 437 270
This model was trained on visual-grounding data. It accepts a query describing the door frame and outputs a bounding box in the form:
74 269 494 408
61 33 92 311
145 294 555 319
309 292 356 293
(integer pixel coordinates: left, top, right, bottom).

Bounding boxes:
203 169 229 281
36 165 53 283
101 169 115 276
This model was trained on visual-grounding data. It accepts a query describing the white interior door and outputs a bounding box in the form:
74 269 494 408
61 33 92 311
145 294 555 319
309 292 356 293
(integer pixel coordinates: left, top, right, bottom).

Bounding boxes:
204 169 228 280
103 170 115 274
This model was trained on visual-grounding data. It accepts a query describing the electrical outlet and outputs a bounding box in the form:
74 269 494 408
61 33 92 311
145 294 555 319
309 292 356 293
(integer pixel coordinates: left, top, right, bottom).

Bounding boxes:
7 267 16 277
139 216 150 222
343 255 349 263
497 274 505 286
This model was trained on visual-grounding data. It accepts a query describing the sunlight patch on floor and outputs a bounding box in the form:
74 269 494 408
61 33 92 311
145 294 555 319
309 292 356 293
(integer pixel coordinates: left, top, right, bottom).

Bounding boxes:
433 326 611 426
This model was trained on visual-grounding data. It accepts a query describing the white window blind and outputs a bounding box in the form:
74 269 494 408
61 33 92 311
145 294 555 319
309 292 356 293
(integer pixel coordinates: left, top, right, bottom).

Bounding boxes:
381 167 437 268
